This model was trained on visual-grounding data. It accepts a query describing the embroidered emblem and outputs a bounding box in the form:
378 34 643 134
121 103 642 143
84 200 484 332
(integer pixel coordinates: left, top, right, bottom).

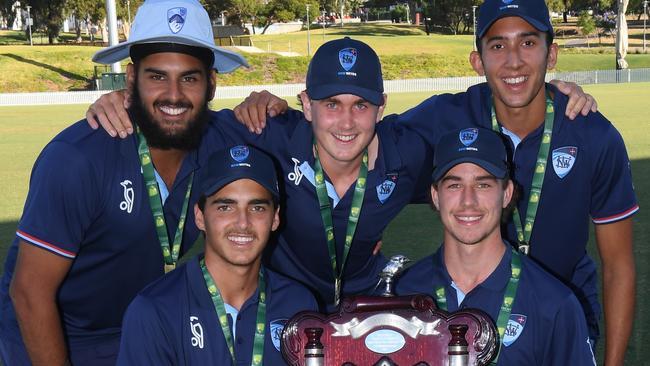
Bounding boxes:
376 180 396 204
119 180 134 213
339 48 358 71
503 314 526 347
552 146 577 178
270 319 287 351
190 316 204 349
230 145 250 163
167 7 187 34
287 158 304 185
459 128 479 147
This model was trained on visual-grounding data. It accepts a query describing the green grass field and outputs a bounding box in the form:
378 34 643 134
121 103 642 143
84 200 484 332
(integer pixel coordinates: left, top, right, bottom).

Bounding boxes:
0 83 649 363
2 23 650 92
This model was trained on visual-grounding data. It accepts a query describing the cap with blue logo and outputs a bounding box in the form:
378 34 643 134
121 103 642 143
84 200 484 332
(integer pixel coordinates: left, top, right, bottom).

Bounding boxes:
431 128 508 183
93 0 248 73
306 37 384 106
477 0 553 39
200 145 279 199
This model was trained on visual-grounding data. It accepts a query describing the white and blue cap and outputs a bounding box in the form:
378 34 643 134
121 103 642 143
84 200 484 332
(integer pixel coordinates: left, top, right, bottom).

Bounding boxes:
477 0 553 39
306 37 384 106
92 0 248 73
200 145 279 200
432 127 509 183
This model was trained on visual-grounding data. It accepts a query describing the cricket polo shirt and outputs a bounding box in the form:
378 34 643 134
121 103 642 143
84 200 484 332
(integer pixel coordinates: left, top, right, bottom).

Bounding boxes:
394 82 638 338
0 119 231 363
396 244 596 365
117 256 318 365
208 109 432 309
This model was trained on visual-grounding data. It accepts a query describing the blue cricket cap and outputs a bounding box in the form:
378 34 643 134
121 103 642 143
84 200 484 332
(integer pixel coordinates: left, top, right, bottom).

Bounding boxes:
477 0 553 39
201 145 279 200
93 0 248 73
306 37 384 106
432 128 508 183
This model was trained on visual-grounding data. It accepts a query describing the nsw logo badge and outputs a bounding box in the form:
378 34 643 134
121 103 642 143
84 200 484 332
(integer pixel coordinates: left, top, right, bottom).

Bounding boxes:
270 319 287 351
503 314 526 347
552 146 577 178
459 128 479 147
167 7 187 34
339 48 358 71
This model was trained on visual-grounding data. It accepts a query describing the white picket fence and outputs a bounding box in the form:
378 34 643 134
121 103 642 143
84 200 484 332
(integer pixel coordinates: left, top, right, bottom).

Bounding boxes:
1 68 649 106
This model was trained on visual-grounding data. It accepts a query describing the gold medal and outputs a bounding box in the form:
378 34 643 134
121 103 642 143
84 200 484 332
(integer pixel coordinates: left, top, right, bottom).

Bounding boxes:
164 263 176 273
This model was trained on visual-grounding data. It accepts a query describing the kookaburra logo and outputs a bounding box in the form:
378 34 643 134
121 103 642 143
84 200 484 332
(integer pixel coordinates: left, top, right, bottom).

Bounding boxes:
119 180 134 213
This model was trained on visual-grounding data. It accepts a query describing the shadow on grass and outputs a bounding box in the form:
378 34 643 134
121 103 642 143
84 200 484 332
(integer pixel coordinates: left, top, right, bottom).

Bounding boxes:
0 53 89 83
324 23 425 37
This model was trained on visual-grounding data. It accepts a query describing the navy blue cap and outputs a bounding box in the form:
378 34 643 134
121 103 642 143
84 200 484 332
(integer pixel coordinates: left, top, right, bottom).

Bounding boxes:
200 145 279 199
477 0 553 39
432 128 508 183
306 37 384 106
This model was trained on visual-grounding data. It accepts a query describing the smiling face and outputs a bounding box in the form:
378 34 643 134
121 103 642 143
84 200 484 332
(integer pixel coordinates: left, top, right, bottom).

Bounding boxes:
470 16 558 112
127 52 216 150
195 179 280 270
432 163 513 247
301 92 385 169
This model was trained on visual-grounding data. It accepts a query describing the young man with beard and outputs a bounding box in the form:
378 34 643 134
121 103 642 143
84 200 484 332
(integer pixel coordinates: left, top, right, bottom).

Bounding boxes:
396 127 596 365
0 0 247 365
117 145 317 365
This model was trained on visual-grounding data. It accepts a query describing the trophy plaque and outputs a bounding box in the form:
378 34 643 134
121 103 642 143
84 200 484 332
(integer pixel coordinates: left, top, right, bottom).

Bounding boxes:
281 256 498 366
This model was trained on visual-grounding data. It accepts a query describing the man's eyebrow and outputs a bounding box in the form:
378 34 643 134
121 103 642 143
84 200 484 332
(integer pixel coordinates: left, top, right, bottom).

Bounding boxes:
440 175 461 183
485 31 542 44
142 67 203 76
211 198 236 205
249 198 272 205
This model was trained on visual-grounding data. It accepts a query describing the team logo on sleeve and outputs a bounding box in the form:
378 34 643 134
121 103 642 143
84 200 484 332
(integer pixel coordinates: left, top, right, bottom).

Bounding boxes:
167 7 187 34
270 319 288 351
119 180 134 213
552 146 578 178
339 48 358 73
502 314 526 347
189 316 204 349
459 128 479 147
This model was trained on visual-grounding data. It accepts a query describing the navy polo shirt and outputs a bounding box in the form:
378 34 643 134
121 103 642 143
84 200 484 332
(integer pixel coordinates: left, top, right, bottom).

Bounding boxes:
117 256 318 365
0 119 232 363
396 244 596 365
395 82 638 337
209 109 432 309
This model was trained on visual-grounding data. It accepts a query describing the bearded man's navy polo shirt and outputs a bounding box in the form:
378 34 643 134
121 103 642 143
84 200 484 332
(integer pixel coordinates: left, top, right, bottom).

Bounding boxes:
209 109 432 309
117 256 317 365
397 244 596 365
394 82 638 338
0 119 231 365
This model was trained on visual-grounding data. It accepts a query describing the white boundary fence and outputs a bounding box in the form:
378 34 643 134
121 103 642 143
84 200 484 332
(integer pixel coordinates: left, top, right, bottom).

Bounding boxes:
1 68 649 106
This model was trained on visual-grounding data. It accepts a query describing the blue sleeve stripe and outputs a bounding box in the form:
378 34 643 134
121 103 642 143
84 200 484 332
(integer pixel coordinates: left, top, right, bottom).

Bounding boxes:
16 230 77 259
592 204 639 224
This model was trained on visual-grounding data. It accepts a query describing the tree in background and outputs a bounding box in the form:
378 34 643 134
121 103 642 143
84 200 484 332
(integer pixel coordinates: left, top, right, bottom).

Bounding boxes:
0 0 17 30
29 0 66 44
423 0 479 35
578 10 596 46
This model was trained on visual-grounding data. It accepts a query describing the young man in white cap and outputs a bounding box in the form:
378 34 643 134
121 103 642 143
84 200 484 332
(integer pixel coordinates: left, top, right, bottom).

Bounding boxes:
117 145 317 365
397 127 596 365
0 0 247 364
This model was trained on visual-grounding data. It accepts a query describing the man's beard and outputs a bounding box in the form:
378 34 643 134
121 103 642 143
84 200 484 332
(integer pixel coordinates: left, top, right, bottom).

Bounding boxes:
128 83 210 151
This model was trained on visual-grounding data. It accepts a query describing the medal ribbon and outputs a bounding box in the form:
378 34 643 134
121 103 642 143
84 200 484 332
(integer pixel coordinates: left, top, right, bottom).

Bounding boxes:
435 248 522 364
200 258 267 366
490 90 554 254
136 127 193 273
313 145 368 306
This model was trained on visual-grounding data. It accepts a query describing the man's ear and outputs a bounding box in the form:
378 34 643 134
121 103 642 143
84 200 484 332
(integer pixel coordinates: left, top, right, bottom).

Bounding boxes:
376 94 388 122
469 51 485 76
207 69 217 101
430 185 440 210
546 43 559 71
194 203 205 231
271 207 280 232
300 91 313 122
503 180 514 209
126 63 136 92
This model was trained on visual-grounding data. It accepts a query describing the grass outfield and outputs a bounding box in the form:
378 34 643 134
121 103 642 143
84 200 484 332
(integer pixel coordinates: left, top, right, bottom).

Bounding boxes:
0 83 648 363
2 23 650 92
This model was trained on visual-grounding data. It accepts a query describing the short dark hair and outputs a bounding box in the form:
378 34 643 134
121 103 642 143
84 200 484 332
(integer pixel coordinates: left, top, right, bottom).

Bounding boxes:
197 193 279 212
